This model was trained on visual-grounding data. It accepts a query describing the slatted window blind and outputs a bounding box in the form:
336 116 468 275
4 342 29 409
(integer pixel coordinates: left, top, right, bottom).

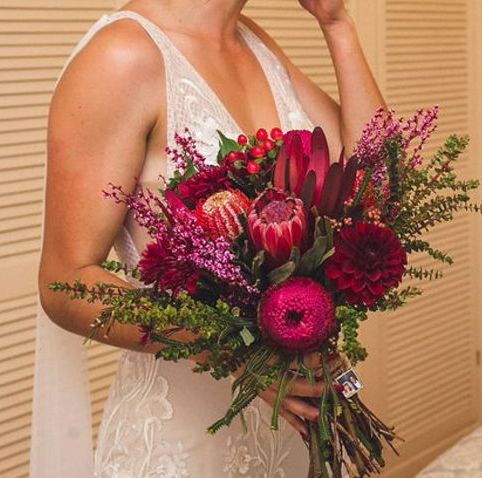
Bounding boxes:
371 1 479 476
0 2 117 477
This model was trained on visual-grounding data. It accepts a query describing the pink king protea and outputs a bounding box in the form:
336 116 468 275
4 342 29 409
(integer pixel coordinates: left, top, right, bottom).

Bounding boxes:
258 277 335 351
247 188 307 268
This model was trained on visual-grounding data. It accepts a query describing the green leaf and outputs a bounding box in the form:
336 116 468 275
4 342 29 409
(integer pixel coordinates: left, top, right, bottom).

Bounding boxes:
289 246 301 265
217 130 239 161
267 260 296 284
297 236 329 275
240 327 255 346
251 250 265 279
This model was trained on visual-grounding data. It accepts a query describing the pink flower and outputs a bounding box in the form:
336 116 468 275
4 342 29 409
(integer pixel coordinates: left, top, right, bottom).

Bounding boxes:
247 189 307 268
258 277 336 352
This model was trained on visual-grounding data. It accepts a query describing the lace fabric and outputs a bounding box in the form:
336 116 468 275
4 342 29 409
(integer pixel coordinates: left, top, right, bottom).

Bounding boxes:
30 9 325 478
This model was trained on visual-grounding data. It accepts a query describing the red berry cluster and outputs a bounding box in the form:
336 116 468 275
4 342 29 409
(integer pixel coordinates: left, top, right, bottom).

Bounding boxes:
224 127 284 176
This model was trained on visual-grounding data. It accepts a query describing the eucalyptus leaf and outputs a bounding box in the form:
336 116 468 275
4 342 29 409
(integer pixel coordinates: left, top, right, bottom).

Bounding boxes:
251 250 265 279
297 236 329 275
320 247 335 265
268 260 296 284
289 246 301 265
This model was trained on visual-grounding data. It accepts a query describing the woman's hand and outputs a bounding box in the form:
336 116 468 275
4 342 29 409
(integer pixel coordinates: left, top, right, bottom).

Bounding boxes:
234 352 344 438
258 373 322 438
298 0 350 27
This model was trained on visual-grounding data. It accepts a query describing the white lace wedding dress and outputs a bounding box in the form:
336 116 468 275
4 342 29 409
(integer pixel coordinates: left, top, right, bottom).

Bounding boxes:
40 9 326 477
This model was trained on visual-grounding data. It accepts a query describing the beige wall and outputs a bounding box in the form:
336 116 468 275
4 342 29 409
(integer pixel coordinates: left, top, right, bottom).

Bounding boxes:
0 1 481 477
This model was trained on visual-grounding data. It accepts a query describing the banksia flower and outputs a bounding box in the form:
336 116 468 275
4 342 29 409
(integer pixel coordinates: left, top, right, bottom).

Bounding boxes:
195 189 250 241
325 221 407 306
247 188 307 268
258 277 335 351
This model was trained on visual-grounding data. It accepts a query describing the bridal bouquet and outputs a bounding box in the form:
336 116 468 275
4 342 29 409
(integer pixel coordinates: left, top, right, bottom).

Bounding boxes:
50 107 481 477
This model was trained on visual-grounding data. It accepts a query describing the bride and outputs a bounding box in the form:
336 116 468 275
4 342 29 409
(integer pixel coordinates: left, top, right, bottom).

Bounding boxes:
31 0 386 476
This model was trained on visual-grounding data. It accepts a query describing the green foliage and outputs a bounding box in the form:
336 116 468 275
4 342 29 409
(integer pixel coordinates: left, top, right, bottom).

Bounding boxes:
392 135 479 242
101 260 141 280
375 286 422 311
335 306 368 365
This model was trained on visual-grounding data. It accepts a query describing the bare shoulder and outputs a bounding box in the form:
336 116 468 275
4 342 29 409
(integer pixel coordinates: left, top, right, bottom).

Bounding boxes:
50 17 165 138
53 17 164 104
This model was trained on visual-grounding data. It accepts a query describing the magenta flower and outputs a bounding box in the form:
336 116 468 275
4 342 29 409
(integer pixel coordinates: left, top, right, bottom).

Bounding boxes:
247 189 307 268
258 277 336 352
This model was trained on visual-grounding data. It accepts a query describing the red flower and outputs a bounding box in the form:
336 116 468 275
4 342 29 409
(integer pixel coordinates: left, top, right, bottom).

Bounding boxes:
139 238 199 294
283 129 312 157
195 189 250 242
258 277 335 352
325 222 407 306
177 165 231 204
275 127 358 219
247 188 307 268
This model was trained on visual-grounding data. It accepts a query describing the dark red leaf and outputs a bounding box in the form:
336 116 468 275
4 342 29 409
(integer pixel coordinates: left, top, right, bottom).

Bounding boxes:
317 162 342 217
309 127 330 203
299 170 317 208
273 141 288 190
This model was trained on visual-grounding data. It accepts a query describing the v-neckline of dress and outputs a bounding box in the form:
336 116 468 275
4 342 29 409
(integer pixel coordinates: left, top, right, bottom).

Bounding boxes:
112 10 285 136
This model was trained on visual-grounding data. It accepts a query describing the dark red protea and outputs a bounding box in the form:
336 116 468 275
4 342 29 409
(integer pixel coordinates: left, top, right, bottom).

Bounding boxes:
195 189 250 242
258 277 336 352
247 188 307 268
274 127 358 219
138 238 200 294
177 165 231 205
325 222 407 307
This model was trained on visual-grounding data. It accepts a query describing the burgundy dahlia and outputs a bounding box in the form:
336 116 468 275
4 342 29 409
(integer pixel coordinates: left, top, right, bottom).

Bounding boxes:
138 238 199 294
247 188 307 268
258 277 336 351
177 165 231 204
325 222 407 307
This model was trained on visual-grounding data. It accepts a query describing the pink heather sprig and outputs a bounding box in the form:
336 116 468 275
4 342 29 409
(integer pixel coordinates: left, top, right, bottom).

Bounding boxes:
354 106 439 181
169 209 258 295
402 106 439 166
103 182 167 237
165 127 207 173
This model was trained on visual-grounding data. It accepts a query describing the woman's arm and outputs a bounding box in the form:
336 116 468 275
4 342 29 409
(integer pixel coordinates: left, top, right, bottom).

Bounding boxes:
38 19 192 354
241 1 386 155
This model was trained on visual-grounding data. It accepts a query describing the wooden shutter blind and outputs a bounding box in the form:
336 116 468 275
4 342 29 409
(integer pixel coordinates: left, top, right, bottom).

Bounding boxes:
375 1 479 476
0 2 117 477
